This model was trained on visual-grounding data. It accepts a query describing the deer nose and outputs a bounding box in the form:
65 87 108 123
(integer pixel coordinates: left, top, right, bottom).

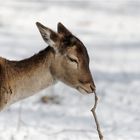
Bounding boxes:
90 82 96 93
79 80 96 93
83 83 96 94
84 82 95 93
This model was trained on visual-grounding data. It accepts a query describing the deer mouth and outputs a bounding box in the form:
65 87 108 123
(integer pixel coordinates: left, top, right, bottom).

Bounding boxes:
77 86 91 94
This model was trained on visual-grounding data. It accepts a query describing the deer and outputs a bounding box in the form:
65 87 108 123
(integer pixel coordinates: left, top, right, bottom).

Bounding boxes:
0 22 96 111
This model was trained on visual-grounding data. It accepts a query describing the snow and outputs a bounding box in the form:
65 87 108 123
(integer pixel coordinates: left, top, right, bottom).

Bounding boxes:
0 0 140 140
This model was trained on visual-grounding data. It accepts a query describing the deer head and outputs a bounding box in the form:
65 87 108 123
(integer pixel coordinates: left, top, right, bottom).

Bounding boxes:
36 22 95 94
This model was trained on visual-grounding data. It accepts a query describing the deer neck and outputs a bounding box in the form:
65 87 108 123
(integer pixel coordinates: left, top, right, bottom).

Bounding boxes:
8 46 56 103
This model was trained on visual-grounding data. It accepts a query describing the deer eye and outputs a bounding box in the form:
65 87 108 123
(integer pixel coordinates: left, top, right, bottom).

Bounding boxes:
67 55 78 64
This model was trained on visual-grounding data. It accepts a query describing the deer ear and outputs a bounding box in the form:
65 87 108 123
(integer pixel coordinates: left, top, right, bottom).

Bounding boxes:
57 22 72 36
36 22 59 47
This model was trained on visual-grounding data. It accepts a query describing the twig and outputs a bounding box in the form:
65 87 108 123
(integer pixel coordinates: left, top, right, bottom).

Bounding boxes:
91 92 104 140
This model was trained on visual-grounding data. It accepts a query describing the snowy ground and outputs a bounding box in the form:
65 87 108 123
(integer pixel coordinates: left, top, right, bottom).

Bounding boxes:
0 0 140 140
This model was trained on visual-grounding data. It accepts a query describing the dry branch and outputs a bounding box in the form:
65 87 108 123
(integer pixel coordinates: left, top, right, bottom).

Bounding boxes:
91 92 104 140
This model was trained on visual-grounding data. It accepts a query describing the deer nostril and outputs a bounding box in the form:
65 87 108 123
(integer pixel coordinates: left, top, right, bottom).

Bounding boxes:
79 80 84 84
90 84 96 92
79 80 96 93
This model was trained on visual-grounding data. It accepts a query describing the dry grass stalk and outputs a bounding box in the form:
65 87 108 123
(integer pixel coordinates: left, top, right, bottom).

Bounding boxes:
91 92 104 140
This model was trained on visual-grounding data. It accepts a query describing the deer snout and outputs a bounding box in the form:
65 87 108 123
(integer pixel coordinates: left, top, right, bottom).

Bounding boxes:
78 80 96 94
85 82 96 93
90 82 96 93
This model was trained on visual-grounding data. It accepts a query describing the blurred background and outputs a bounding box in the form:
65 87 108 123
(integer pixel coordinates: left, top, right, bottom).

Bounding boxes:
0 0 140 140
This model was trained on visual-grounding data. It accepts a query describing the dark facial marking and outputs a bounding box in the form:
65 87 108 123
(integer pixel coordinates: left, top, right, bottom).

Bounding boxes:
50 31 58 42
63 35 74 46
74 37 90 64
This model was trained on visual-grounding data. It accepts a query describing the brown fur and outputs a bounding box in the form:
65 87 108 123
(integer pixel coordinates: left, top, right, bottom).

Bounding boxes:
0 22 95 111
